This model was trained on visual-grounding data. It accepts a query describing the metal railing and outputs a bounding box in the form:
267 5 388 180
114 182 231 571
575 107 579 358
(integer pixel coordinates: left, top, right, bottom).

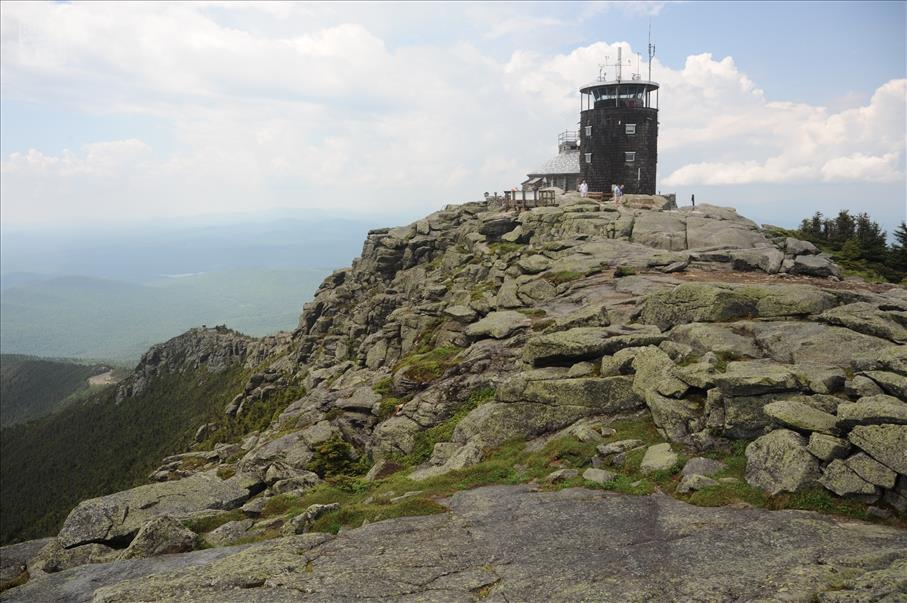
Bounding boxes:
557 130 578 145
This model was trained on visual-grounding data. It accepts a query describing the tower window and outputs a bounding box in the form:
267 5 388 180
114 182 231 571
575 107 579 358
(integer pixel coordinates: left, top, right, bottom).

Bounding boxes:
585 153 592 164
625 123 637 135
625 151 636 163
585 125 592 136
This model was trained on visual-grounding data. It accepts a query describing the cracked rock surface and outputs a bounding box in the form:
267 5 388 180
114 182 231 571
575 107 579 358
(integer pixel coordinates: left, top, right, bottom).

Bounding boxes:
6 485 905 603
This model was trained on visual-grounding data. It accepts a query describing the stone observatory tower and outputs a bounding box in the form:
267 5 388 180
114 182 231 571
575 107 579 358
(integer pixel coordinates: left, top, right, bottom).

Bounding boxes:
578 46 659 194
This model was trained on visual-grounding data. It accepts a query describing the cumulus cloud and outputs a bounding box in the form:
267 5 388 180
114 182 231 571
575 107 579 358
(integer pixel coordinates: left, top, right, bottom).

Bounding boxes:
0 2 904 226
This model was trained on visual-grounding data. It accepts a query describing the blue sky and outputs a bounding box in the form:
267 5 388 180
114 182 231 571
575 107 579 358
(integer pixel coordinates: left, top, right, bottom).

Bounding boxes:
1 1 904 234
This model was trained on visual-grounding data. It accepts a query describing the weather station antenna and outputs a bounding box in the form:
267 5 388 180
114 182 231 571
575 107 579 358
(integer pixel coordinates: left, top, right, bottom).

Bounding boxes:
647 21 656 82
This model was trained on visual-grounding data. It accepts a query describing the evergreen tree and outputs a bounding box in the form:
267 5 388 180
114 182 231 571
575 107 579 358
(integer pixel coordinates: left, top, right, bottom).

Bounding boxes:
888 221 907 272
831 210 855 247
854 213 887 263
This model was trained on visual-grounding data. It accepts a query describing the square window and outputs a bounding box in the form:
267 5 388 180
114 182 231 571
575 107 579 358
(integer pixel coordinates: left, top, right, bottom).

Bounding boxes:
585 153 592 164
625 123 637 135
585 125 592 136
625 151 636 162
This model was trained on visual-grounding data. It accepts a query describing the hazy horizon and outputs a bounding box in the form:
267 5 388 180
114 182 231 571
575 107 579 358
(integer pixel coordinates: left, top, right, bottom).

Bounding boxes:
2 1 904 233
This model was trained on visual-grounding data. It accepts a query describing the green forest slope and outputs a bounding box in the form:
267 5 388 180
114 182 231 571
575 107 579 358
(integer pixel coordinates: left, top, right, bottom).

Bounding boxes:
0 355 105 427
0 365 247 544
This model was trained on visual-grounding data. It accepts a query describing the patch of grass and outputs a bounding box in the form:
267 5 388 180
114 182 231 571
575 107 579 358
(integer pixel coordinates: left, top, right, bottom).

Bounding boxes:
488 242 524 255
516 308 547 318
309 437 369 478
542 271 584 285
405 386 496 465
396 345 462 384
233 527 283 546
769 488 874 520
613 265 637 277
604 416 663 443
470 281 498 301
182 509 245 534
216 465 236 480
373 377 394 396
179 456 210 471
376 397 402 421
201 384 307 450
411 319 446 354
309 497 448 534
524 436 599 470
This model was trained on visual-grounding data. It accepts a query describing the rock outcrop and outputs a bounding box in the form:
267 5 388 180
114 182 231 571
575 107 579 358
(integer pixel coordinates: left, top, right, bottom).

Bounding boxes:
5 196 906 597
5 486 906 603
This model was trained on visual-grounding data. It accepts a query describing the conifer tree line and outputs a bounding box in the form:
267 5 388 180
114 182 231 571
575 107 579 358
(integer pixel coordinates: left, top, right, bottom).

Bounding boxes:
796 210 906 282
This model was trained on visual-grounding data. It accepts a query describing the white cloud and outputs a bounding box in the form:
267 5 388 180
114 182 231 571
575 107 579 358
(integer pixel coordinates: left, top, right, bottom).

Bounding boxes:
0 2 904 227
660 77 906 185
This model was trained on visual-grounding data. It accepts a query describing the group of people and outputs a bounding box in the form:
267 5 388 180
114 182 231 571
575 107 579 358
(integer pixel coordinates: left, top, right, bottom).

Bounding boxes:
578 179 624 204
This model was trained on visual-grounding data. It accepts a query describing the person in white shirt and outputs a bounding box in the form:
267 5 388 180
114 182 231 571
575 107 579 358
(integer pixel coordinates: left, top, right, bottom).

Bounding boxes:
579 180 589 197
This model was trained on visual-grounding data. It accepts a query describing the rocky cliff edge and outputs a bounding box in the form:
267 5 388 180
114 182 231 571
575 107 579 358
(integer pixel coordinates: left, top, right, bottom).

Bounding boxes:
3 194 906 601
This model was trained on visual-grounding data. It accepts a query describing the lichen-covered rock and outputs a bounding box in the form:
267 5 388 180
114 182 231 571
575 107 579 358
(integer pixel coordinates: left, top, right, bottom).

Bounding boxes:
847 424 907 475
582 468 616 485
284 504 340 535
713 360 802 396
670 323 762 360
30 486 905 603
27 539 117 576
553 303 610 330
451 402 589 450
640 443 678 474
681 457 727 477
862 370 907 400
845 452 898 489
521 376 644 412
745 429 821 495
465 310 531 340
58 472 249 548
630 346 689 399
0 538 52 591
806 433 850 462
729 247 784 274
639 284 757 331
763 400 839 435
517 255 551 274
677 474 719 493
836 395 907 428
818 460 878 498
818 302 907 344
785 238 818 256
120 516 198 559
786 254 840 278
748 321 895 369
205 520 255 547
522 326 664 366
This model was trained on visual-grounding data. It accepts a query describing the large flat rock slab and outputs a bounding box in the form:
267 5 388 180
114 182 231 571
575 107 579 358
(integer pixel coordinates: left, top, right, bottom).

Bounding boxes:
58 473 250 548
0 545 247 603
8 485 904 603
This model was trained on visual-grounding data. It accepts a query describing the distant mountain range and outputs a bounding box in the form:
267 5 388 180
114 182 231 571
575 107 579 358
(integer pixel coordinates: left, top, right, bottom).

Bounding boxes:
0 268 331 363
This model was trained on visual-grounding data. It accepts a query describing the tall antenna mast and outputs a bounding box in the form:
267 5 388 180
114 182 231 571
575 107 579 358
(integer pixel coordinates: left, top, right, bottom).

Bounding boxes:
647 21 656 82
617 46 622 81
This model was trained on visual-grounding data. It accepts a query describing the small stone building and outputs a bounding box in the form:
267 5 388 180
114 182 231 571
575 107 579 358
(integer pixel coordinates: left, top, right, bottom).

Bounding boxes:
522 131 580 192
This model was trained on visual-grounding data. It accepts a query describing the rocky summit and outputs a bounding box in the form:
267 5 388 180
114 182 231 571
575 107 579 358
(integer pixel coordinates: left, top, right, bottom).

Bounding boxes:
2 193 905 602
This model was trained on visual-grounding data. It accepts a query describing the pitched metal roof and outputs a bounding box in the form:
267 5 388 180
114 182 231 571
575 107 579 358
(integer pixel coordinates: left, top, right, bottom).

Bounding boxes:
527 150 580 176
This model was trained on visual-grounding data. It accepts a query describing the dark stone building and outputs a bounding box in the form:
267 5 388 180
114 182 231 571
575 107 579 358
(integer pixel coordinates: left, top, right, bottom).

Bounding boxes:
579 79 659 194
